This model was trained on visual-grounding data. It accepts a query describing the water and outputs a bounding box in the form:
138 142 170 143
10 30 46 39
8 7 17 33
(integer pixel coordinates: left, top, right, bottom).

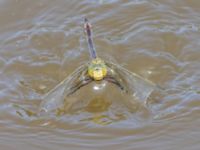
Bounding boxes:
0 0 200 149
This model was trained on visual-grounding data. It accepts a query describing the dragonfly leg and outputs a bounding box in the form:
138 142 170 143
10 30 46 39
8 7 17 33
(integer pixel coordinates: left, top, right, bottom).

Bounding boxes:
67 77 92 96
104 76 128 93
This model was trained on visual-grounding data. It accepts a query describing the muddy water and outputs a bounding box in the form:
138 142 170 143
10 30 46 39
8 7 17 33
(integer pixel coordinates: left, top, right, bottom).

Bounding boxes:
1 0 200 150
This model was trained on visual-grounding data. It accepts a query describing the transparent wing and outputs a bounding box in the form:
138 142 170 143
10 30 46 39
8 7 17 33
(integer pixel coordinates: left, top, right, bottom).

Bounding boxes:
39 63 91 114
105 61 160 102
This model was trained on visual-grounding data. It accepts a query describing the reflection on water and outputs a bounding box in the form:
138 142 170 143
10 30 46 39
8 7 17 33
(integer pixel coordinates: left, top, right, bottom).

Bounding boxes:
38 81 144 125
85 97 111 113
1 0 200 150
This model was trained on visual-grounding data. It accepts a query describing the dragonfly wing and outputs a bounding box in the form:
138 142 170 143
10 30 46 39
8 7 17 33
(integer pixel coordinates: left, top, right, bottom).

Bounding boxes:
39 63 90 114
105 61 159 101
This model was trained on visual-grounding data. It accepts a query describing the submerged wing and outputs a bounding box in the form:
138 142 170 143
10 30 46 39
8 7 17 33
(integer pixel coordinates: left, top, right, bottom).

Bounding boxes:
105 61 160 102
39 63 92 114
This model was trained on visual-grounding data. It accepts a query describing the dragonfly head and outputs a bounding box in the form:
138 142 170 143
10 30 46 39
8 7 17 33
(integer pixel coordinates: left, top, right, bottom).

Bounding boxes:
88 58 107 81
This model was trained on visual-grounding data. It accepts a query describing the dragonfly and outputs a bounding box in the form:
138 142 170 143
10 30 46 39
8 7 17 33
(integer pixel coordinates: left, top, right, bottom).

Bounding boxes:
39 18 160 114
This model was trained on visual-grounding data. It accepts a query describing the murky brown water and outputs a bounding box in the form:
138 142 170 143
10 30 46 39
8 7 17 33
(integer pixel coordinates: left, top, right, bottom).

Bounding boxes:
1 0 200 149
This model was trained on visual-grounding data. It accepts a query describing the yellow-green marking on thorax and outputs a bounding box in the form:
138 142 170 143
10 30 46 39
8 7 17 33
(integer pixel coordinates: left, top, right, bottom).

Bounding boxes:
88 58 107 81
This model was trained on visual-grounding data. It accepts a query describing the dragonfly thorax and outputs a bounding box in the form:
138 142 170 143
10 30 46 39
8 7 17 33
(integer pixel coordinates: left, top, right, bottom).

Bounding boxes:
88 58 107 81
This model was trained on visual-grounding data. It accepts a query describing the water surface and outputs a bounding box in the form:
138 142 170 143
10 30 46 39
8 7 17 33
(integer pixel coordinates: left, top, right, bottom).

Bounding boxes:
0 0 200 150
